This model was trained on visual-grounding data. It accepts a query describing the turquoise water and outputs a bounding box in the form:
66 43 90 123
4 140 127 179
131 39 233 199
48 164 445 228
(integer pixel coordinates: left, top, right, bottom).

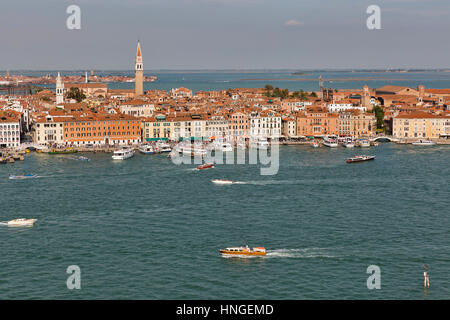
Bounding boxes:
1 144 449 299
23 70 450 93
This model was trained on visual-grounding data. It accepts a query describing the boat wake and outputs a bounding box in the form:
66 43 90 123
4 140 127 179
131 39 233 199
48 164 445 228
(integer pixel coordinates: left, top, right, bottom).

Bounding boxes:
233 180 297 186
0 222 8 226
265 248 335 259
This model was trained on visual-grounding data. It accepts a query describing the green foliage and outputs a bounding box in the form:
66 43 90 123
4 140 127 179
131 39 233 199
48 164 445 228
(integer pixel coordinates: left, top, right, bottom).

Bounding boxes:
371 105 385 129
66 87 86 102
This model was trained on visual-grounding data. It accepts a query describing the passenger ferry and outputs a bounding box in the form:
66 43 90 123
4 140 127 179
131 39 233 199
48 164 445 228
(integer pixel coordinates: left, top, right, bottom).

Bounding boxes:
7 218 37 227
138 144 154 154
412 140 436 146
323 136 338 148
359 139 371 148
220 245 266 257
112 147 135 160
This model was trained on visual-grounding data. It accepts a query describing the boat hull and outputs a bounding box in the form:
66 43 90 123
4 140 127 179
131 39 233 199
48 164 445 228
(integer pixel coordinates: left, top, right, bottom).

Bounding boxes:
219 250 266 256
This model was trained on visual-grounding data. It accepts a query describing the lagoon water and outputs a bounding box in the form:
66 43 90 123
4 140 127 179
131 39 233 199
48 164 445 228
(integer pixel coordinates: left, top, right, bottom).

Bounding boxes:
1 144 449 299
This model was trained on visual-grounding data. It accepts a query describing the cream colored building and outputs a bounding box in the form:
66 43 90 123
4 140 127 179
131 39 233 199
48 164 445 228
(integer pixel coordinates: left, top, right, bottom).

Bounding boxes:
393 112 450 139
33 115 65 146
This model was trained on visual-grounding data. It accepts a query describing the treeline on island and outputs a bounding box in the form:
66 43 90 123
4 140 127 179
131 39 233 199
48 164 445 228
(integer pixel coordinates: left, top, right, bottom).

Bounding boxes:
264 85 317 99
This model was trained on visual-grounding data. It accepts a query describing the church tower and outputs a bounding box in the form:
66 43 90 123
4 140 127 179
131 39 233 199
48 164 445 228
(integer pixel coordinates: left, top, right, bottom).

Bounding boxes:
56 72 64 105
135 41 144 97
362 85 372 111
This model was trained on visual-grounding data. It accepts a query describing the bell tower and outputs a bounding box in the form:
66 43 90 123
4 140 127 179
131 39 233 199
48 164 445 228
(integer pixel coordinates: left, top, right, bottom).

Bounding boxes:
135 41 144 97
56 72 64 105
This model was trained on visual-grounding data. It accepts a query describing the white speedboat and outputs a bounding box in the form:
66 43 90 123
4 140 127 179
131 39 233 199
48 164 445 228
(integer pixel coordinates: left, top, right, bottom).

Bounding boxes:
323 136 338 148
9 174 38 180
219 142 233 152
359 139 371 148
212 179 233 185
138 144 154 154
343 138 355 148
250 138 269 149
8 218 37 227
157 142 172 153
112 147 134 160
412 140 436 146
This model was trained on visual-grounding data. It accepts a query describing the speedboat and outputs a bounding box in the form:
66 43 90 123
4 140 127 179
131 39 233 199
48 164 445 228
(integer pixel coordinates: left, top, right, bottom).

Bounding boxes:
138 144 154 154
412 140 436 146
311 142 319 148
78 156 89 161
197 163 214 170
347 155 375 163
7 218 37 227
157 142 172 153
250 138 269 149
323 136 338 148
359 139 371 148
112 147 134 160
220 246 266 257
9 174 38 180
212 179 233 185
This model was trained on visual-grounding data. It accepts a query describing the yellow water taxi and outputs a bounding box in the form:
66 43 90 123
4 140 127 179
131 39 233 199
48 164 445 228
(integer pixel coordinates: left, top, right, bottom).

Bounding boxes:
220 245 266 256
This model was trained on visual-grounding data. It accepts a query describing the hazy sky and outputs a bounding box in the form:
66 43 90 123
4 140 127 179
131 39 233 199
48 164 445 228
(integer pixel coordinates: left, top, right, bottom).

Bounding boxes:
1 0 450 70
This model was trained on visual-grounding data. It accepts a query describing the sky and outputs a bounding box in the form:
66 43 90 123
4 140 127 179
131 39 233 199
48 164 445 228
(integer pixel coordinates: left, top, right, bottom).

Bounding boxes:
1 0 450 70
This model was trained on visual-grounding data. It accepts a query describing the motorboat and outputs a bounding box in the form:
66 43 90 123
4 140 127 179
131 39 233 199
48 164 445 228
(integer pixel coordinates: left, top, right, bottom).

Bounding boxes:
78 156 89 161
138 144 154 154
197 163 214 170
250 138 269 149
9 174 38 180
156 142 172 153
112 147 134 160
211 179 233 185
220 246 266 257
359 139 371 148
7 218 37 227
346 155 375 163
311 142 319 148
219 142 233 152
412 140 436 146
343 138 355 148
323 136 338 148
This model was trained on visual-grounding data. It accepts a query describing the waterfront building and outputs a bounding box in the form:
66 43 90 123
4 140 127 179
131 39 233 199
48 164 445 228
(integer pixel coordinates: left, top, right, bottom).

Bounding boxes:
0 111 21 148
205 115 229 139
392 111 450 139
281 116 297 138
296 106 339 137
135 41 144 97
249 109 282 139
338 110 376 137
227 111 249 140
33 114 65 146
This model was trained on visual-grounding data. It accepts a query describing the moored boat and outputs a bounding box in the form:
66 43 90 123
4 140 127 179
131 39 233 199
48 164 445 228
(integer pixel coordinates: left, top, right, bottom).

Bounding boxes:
48 148 77 154
323 136 338 148
7 218 37 227
412 140 436 146
220 245 266 256
359 139 371 148
112 147 134 160
138 144 154 154
346 155 375 163
311 142 319 148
